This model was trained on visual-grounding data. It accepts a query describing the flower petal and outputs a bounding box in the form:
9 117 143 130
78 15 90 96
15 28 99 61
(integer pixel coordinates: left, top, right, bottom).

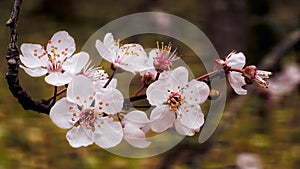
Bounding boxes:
159 66 189 90
67 75 95 106
94 119 123 148
66 126 94 148
123 110 149 128
150 106 175 133
146 80 169 106
118 44 148 71
103 33 118 53
183 80 210 104
20 65 47 77
95 88 124 114
178 103 204 131
46 31 76 61
95 39 115 63
123 123 151 148
50 98 79 129
174 120 195 136
45 72 73 86
226 52 246 69
62 51 89 74
228 72 247 95
20 44 48 68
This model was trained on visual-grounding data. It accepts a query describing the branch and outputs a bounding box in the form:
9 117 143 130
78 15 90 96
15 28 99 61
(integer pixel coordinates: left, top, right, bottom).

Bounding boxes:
5 0 50 114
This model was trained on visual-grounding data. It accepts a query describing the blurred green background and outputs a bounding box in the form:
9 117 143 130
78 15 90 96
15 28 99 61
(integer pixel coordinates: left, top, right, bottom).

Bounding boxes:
0 0 300 168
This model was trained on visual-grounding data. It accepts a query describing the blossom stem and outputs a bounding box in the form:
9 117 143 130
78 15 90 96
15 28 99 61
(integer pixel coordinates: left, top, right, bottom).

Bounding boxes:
103 67 116 88
132 105 151 108
128 94 147 102
196 67 244 81
196 69 220 81
133 85 146 97
50 86 58 106
155 72 160 80
44 88 67 104
229 67 244 73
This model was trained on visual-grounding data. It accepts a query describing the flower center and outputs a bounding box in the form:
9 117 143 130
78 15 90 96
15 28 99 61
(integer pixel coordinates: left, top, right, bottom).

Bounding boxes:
154 42 179 71
47 45 64 73
75 109 98 129
167 92 182 111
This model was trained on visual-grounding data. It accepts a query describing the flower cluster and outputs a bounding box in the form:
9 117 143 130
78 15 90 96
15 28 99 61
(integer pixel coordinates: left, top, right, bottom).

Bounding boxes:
19 31 272 148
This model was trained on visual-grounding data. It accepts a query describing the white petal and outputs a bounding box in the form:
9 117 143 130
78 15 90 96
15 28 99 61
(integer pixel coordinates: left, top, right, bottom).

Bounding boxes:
123 110 149 128
183 80 210 104
148 49 159 61
95 88 124 114
228 72 247 95
50 98 78 129
226 52 246 69
123 123 150 148
62 52 89 74
46 31 76 61
95 39 115 63
118 44 148 71
103 33 118 52
66 126 94 148
174 120 195 136
150 106 175 133
94 119 123 148
170 66 189 88
20 65 47 77
159 66 188 90
67 75 95 106
45 72 73 86
146 80 169 106
20 44 48 68
178 103 204 131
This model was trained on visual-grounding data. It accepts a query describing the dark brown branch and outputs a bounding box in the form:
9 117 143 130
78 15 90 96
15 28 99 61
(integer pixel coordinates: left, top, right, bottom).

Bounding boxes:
5 0 51 114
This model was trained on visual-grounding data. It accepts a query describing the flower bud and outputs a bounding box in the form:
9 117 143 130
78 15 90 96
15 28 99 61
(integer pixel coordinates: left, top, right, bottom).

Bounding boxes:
208 89 220 100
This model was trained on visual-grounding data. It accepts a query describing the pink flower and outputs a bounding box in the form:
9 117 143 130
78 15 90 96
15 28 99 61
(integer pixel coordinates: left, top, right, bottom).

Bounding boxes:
20 31 89 86
244 65 272 88
146 67 210 135
151 42 179 72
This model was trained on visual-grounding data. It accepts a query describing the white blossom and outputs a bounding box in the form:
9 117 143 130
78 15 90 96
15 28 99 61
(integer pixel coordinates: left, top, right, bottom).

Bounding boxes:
225 51 247 95
95 33 148 74
50 75 124 148
20 31 89 86
146 66 209 135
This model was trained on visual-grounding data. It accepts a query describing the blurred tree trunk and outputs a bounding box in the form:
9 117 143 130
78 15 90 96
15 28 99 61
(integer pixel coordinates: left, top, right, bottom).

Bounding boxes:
206 0 247 58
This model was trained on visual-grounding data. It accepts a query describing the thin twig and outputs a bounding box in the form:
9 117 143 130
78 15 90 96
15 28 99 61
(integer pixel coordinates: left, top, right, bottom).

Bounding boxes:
103 67 115 88
133 85 146 97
